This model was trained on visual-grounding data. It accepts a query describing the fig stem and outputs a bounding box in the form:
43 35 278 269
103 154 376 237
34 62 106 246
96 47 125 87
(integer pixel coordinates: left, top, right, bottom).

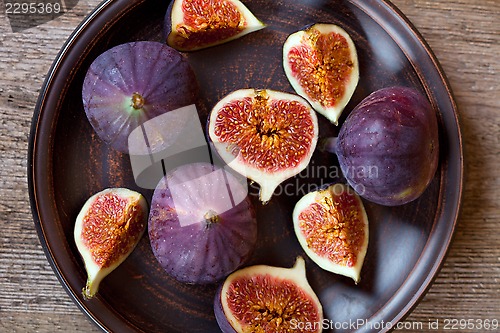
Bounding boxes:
82 280 96 300
204 210 220 227
131 92 145 110
318 137 338 154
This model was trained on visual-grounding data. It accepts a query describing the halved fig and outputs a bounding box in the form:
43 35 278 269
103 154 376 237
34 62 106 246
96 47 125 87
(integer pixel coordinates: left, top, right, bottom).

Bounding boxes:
293 183 368 283
208 89 319 203
283 23 359 125
165 0 266 51
214 257 323 333
74 188 148 299
148 162 257 284
82 41 197 153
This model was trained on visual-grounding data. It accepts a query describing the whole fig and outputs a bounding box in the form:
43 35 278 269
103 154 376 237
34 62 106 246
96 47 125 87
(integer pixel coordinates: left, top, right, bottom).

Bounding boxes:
82 41 197 153
333 86 439 206
148 162 257 284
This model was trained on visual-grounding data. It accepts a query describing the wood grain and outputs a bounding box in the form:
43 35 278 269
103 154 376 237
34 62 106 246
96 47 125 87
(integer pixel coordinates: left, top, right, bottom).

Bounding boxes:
0 0 498 332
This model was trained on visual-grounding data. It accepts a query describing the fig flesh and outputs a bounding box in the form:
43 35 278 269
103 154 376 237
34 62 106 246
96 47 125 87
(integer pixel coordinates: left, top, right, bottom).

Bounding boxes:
332 86 439 206
208 89 319 203
74 188 148 299
165 0 265 51
283 23 359 125
293 183 368 283
214 257 323 333
82 41 197 153
148 162 257 284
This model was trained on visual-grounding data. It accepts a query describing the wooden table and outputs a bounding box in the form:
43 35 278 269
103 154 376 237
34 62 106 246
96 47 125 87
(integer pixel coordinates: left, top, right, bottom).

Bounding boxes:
0 0 498 332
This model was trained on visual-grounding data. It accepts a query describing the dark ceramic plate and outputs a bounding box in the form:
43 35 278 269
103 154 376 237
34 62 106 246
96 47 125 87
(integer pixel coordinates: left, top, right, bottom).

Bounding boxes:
29 0 463 332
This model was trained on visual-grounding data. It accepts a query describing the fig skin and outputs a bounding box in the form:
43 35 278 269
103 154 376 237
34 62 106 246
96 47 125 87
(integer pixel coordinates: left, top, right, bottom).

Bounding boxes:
283 23 359 125
333 86 439 206
293 183 369 283
208 88 319 203
214 257 323 333
74 188 148 300
165 0 266 51
148 162 257 284
82 41 197 153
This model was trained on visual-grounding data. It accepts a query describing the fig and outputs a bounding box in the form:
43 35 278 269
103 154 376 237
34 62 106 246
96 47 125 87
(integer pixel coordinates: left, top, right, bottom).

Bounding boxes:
165 0 266 51
283 23 359 125
293 183 368 283
208 89 319 203
214 257 323 333
82 41 197 153
148 162 257 284
74 188 148 299
329 86 439 206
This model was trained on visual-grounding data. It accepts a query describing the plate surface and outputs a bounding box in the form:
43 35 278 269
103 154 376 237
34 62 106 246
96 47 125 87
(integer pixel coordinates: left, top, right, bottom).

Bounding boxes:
29 0 463 332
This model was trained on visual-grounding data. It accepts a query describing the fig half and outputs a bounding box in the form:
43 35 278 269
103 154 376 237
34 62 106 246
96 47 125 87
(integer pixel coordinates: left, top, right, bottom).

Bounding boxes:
293 183 368 283
208 89 319 203
82 41 197 153
283 23 359 125
214 257 323 333
74 188 148 299
148 162 257 284
165 0 266 51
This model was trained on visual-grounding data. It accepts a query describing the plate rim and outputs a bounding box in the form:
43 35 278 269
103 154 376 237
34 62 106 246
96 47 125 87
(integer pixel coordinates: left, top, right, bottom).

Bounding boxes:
28 1 149 331
347 0 464 330
28 0 464 332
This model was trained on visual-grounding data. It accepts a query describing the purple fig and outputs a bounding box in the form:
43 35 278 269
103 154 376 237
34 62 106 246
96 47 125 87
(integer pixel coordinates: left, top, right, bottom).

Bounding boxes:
82 41 197 153
330 86 439 206
148 162 257 284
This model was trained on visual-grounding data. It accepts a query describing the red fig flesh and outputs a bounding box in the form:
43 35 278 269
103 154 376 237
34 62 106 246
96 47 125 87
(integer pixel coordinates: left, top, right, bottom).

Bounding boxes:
283 23 359 125
208 89 319 203
74 188 148 299
166 0 265 51
293 184 368 283
214 257 323 332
